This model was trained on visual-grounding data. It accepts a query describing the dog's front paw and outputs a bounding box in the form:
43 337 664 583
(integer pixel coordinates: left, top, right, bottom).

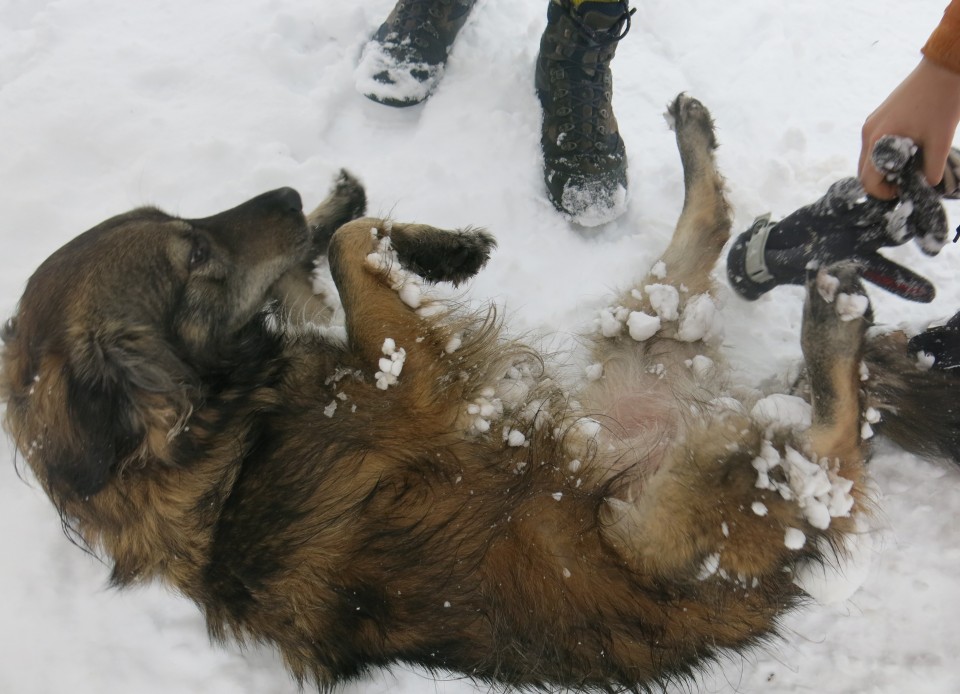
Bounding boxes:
307 170 368 255
390 225 497 286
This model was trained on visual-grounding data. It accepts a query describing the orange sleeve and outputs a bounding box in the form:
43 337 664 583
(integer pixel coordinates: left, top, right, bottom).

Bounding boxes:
923 1 960 74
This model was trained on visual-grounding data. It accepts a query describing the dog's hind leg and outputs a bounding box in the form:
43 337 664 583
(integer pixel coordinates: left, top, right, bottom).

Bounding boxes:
327 218 496 372
594 95 731 350
601 263 870 584
800 264 869 487
657 93 732 296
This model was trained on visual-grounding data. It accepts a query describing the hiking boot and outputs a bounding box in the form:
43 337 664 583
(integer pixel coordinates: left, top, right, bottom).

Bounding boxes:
356 0 477 107
536 0 635 226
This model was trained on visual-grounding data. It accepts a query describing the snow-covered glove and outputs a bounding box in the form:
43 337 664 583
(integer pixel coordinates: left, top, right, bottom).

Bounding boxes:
727 136 958 303
909 311 960 372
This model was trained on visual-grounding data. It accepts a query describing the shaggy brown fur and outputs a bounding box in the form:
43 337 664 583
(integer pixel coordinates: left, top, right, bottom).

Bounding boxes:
2 94 955 692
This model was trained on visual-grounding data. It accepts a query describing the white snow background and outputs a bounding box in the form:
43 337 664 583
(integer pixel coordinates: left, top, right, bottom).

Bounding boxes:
1 0 959 692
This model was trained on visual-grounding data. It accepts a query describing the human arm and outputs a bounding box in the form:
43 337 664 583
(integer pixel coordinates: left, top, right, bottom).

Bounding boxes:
859 1 960 199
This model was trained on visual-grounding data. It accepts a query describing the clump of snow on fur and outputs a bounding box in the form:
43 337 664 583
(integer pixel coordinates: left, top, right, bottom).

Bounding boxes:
465 389 502 434
627 311 660 341
365 235 428 310
597 306 629 337
650 261 667 279
784 527 807 550
584 363 603 381
445 333 463 354
564 417 603 459
697 553 721 580
505 429 527 447
915 351 936 370
375 338 406 390
678 294 722 343
687 355 715 379
324 401 338 418
644 284 680 320
750 394 812 432
836 292 869 322
751 501 768 516
752 440 856 530
816 272 840 303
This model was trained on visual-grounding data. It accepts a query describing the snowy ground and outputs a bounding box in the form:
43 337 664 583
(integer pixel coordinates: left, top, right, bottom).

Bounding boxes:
1 0 959 692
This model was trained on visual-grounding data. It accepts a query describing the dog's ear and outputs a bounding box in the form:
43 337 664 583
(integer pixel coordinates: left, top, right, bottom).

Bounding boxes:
8 322 196 504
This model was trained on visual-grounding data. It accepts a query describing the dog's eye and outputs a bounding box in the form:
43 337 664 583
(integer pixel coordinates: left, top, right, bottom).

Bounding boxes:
188 237 210 270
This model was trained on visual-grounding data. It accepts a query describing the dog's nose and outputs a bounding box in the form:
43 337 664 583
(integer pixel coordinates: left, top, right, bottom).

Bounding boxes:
270 187 303 213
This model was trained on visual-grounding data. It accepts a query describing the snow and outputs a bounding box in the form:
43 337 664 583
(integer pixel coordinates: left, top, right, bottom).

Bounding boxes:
626 309 660 341
785 527 808 551
677 293 721 343
355 37 442 107
1 0 959 693
375 337 406 389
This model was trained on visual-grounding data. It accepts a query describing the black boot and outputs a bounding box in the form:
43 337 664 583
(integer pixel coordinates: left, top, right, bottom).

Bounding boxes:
536 0 634 226
909 311 960 372
356 0 477 107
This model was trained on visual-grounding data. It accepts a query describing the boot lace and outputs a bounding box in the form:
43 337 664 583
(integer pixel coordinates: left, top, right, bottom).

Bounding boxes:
549 5 636 156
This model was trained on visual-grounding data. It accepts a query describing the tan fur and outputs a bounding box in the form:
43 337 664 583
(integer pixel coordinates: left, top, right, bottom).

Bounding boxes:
1 95 926 691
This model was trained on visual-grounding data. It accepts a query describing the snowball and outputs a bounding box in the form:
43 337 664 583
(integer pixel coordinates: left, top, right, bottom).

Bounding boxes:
644 283 680 320
398 282 422 309
784 528 807 550
751 394 812 431
678 294 722 343
815 272 840 303
626 311 661 341
375 339 406 389
445 333 463 354
688 355 715 379
598 307 624 337
836 292 869 321
584 363 604 381
506 429 526 447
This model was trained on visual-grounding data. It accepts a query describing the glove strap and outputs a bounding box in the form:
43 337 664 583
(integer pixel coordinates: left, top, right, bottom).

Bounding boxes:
743 213 777 284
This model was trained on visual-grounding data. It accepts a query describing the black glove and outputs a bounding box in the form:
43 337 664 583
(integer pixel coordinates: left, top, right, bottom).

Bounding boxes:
727 137 958 303
909 311 960 372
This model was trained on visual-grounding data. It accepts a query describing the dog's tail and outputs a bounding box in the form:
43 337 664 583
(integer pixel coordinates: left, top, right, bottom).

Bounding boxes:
864 330 960 465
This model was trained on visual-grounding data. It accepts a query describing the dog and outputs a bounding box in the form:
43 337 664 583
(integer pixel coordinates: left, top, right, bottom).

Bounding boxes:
3 94 957 691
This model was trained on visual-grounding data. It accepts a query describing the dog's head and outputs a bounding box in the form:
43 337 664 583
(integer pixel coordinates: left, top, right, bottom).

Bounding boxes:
1 186 321 507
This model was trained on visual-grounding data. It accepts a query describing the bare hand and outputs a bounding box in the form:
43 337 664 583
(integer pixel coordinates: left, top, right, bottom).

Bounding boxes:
859 58 960 199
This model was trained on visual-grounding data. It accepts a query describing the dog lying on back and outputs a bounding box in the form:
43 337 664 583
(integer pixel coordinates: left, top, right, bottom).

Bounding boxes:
2 95 957 691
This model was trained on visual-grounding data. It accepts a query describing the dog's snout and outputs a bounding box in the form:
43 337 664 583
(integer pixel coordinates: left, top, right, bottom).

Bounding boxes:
270 187 303 214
